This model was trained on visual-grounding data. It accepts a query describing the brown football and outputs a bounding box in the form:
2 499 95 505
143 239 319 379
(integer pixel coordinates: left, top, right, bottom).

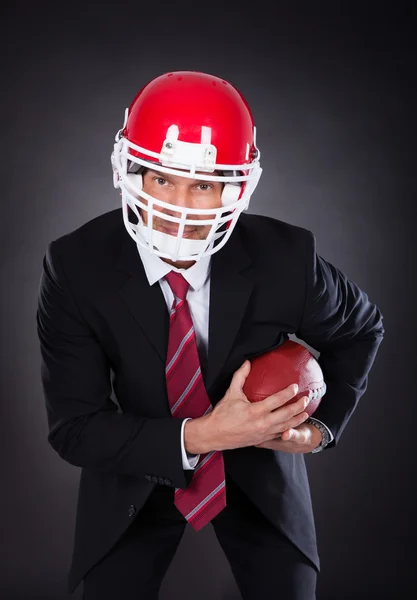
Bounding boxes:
242 340 326 416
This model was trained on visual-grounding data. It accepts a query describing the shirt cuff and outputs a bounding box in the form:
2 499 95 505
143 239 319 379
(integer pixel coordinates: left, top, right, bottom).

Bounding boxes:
307 417 334 444
181 418 200 469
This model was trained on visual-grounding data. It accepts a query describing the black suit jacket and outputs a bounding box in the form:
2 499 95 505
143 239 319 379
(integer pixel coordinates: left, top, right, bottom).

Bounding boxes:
36 209 384 594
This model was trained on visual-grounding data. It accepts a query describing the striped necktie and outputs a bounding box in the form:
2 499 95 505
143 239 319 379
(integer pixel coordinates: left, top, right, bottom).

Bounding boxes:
164 270 226 531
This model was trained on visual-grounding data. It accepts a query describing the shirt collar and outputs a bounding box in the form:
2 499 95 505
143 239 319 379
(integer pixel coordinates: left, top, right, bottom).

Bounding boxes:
136 241 211 292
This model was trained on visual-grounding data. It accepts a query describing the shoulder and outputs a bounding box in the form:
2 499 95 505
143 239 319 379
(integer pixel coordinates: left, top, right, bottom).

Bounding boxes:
44 208 124 266
235 212 315 257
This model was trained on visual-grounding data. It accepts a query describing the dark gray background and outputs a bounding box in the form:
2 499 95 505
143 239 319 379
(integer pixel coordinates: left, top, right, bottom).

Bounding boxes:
2 1 416 599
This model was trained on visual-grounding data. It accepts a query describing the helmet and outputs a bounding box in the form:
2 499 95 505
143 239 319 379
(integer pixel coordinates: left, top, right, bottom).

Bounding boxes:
111 71 262 262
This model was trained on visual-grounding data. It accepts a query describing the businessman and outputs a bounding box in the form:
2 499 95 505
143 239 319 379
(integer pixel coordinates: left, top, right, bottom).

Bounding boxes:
36 71 384 599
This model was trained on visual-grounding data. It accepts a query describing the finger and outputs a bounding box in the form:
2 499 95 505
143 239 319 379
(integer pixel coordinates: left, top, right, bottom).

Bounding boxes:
266 395 308 430
275 409 309 435
263 383 300 412
280 395 309 420
281 428 297 442
283 424 311 444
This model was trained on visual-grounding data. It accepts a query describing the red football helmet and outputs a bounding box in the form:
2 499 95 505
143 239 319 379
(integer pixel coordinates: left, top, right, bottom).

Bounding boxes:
111 71 262 262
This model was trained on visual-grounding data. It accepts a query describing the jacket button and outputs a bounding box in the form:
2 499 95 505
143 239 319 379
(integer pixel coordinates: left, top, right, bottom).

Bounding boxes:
157 477 165 485
163 478 171 486
128 505 136 517
151 476 158 483
145 474 151 481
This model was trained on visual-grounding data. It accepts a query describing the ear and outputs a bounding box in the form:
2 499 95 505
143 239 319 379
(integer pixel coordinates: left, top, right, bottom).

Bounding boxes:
220 170 242 207
126 172 143 192
221 183 241 206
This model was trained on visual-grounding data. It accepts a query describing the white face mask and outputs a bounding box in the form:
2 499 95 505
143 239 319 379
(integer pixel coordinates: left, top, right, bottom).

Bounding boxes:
136 222 211 258
111 134 262 262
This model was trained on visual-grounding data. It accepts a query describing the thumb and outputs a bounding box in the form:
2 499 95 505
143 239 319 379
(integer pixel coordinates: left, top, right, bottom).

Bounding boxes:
231 359 251 390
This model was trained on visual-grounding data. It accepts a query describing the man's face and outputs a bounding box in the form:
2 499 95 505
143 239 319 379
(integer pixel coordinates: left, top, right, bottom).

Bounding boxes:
140 168 223 242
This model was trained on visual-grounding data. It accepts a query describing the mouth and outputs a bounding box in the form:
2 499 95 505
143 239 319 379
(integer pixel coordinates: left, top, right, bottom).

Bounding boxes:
161 226 197 238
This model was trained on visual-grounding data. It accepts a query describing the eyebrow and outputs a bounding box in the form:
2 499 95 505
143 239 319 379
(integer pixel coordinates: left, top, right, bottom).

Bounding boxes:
147 169 218 184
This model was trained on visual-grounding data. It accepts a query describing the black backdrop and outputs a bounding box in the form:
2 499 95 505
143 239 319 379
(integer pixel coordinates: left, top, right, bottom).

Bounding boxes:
2 1 416 598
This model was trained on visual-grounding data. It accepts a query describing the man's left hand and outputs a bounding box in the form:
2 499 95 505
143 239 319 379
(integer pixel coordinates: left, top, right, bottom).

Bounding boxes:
254 422 322 454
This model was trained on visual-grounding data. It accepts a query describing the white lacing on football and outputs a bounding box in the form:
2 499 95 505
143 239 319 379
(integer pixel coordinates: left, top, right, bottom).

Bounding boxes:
308 382 327 400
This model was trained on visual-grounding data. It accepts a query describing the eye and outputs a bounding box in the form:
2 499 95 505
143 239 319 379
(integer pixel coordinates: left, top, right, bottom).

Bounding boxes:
196 183 212 191
153 176 168 186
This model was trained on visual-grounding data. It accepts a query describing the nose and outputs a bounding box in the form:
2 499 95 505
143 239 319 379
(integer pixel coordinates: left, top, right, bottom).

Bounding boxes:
166 189 191 210
160 189 193 220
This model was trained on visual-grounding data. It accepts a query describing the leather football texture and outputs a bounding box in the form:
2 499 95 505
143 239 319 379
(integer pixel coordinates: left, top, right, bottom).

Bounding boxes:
242 340 326 416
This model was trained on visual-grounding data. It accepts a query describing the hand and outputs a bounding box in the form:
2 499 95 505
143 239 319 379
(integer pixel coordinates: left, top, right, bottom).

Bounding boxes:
254 422 323 454
200 360 310 453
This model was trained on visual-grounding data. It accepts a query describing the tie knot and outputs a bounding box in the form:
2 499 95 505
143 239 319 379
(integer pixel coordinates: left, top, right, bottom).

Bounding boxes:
165 271 190 301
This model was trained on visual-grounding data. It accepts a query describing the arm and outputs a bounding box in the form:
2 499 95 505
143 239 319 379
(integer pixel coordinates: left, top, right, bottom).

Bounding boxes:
36 240 191 489
294 230 384 449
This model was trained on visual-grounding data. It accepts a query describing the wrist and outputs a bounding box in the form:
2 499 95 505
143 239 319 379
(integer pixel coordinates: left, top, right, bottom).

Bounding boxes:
305 417 331 453
310 426 323 449
184 415 214 454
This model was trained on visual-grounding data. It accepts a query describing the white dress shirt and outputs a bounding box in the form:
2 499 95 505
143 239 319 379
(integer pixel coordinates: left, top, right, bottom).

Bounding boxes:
136 241 334 469
136 242 210 469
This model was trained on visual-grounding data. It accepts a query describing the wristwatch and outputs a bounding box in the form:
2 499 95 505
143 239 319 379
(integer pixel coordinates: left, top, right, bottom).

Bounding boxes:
305 417 332 453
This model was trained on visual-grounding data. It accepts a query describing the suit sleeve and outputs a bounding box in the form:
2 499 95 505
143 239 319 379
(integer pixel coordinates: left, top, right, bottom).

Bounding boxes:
36 240 190 489
295 230 384 448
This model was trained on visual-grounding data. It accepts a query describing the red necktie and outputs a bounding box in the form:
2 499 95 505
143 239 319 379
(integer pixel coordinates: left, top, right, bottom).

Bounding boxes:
164 270 226 531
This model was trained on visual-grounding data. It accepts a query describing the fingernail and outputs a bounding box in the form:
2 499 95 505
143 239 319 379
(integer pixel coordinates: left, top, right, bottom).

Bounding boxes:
294 384 298 393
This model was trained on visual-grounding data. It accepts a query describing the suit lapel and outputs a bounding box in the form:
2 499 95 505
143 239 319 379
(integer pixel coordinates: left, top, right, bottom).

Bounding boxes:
117 237 170 364
116 227 253 394
205 233 253 392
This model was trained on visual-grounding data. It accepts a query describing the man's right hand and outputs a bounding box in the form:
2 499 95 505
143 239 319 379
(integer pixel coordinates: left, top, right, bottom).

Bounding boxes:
196 359 310 453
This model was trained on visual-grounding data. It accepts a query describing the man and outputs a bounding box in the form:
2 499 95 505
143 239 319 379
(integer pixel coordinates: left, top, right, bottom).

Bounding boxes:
36 71 384 599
